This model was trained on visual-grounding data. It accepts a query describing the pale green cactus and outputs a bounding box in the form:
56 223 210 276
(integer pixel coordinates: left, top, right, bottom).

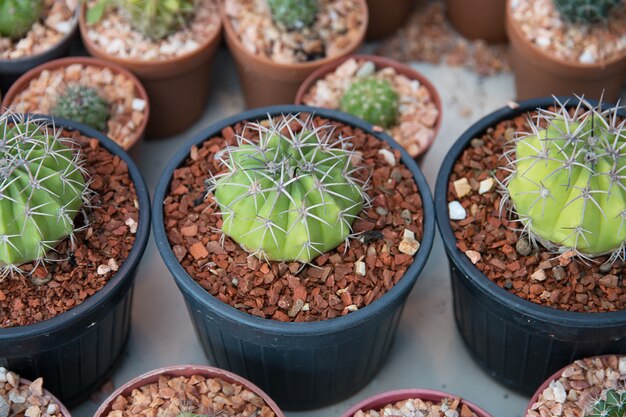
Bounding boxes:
53 85 111 132
585 387 626 417
502 97 626 260
340 78 399 129
267 0 318 30
209 114 370 263
0 112 89 277
553 0 622 23
0 0 43 40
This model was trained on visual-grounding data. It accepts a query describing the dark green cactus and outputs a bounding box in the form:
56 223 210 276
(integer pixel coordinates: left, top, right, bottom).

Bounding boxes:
209 114 369 263
0 0 43 40
340 78 400 129
0 113 89 277
553 0 623 23
585 388 626 417
267 0 318 30
53 85 111 132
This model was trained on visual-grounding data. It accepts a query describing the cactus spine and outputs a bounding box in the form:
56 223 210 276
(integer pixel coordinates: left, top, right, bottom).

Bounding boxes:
53 85 111 132
340 77 400 129
0 112 89 277
267 0 318 30
553 0 623 23
209 114 369 263
585 387 626 417
501 97 626 260
0 0 43 40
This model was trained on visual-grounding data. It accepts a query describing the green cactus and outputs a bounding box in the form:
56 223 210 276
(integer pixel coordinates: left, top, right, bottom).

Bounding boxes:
0 112 89 276
267 0 318 30
340 78 399 129
209 115 369 263
502 97 626 260
553 0 623 23
0 0 43 40
585 387 626 417
53 85 111 133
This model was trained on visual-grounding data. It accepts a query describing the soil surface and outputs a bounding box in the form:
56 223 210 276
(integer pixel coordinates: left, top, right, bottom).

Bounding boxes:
353 396 478 417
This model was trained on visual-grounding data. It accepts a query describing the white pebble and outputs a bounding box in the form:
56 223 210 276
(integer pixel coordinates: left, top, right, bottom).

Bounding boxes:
355 61 376 78
25 406 40 417
97 265 111 275
378 149 396 166
0 367 6 383
579 49 597 64
354 261 366 276
8 390 25 404
536 36 551 48
131 98 146 112
448 201 466 220
478 178 495 194
619 357 626 375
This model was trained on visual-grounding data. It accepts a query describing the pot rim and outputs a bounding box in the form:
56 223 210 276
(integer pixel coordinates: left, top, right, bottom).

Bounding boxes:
0 113 151 340
434 95 626 328
340 388 492 417
152 104 436 335
93 364 285 417
1 56 150 151
16 377 72 417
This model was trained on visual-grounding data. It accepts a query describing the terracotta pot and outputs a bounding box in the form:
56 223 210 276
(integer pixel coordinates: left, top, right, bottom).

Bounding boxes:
365 0 414 41
1 56 149 152
506 0 626 102
78 4 222 138
341 389 492 417
18 378 72 417
93 365 284 417
220 1 368 109
446 0 507 44
295 54 443 158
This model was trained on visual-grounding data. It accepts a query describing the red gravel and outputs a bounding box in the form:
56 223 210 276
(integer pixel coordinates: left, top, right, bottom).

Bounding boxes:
163 115 425 322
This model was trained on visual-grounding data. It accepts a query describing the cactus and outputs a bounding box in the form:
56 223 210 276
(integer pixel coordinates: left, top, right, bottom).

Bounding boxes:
501 97 626 260
0 0 43 40
0 112 89 277
553 0 623 23
340 78 399 129
267 0 318 30
585 387 626 417
53 85 111 133
209 114 369 263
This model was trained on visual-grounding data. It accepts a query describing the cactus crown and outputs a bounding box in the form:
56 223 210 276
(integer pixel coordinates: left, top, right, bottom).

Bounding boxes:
87 0 195 40
0 0 43 40
208 114 370 263
0 112 90 278
501 97 626 261
585 387 626 417
340 77 400 129
552 0 623 24
53 85 111 133
267 0 318 30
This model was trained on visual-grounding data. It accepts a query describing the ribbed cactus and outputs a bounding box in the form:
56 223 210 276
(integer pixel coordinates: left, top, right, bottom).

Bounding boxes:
53 85 111 132
0 113 89 276
340 78 399 129
501 97 626 260
209 115 369 263
585 387 626 417
553 0 623 23
0 0 43 40
267 0 318 30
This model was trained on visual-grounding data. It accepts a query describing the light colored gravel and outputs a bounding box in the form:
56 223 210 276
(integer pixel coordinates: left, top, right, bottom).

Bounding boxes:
301 58 440 157
0 367 63 417
353 396 478 417
84 0 220 61
224 0 365 64
510 0 626 63
0 0 77 60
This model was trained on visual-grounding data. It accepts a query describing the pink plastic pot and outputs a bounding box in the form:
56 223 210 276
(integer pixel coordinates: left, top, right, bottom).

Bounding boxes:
342 389 492 417
19 378 72 417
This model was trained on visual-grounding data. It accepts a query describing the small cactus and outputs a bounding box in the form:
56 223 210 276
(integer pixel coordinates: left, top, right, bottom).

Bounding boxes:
209 114 370 263
0 0 43 40
0 112 89 277
53 85 111 133
267 0 318 30
553 0 623 23
585 387 626 417
501 97 626 260
340 78 399 129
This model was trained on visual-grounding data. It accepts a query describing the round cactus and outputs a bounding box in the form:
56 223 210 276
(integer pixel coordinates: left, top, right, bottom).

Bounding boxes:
267 0 318 30
0 0 43 40
585 387 626 417
502 97 626 259
53 85 111 132
209 115 369 263
340 78 400 129
553 0 623 23
0 113 89 275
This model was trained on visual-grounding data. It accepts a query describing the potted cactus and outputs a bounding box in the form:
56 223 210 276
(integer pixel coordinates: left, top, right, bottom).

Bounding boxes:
507 0 626 101
220 0 368 108
153 105 435 410
0 111 150 406
79 0 222 137
434 96 626 396
0 0 79 92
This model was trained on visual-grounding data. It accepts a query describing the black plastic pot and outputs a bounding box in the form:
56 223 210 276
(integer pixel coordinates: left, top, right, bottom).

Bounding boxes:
434 96 626 396
153 105 436 411
0 114 151 407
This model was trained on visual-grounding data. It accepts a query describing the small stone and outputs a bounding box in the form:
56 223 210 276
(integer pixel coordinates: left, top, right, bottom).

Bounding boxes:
97 265 111 275
378 149 396 166
345 304 358 312
465 250 481 264
354 261 366 276
29 378 43 397
552 381 567 403
470 138 484 148
400 209 412 224
355 61 376 77
600 261 613 273
552 266 566 281
287 299 304 318
448 201 466 220
531 269 546 282
25 406 40 417
6 371 19 387
189 242 209 260
107 258 119 272
131 98 146 112
453 178 472 198
375 207 388 216
478 178 494 194
46 404 58 415
0 367 6 382
599 275 618 289
504 280 513 289
515 238 532 256
125 217 138 233
9 391 25 404
399 229 420 256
